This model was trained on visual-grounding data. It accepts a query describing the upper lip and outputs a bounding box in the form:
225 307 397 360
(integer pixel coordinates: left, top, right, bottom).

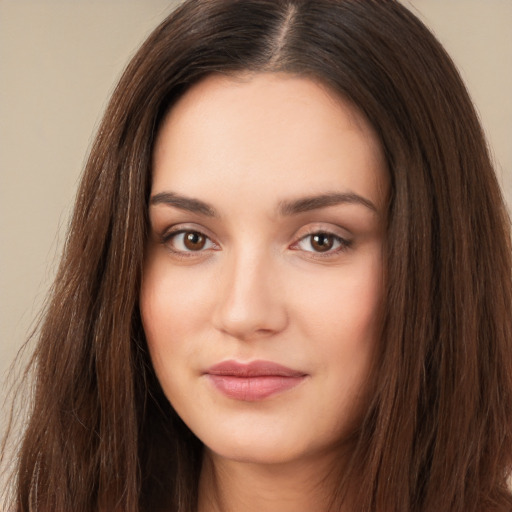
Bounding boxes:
205 360 306 377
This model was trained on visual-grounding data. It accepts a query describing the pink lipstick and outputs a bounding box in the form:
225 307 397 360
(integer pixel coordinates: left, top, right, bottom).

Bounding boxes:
205 360 307 401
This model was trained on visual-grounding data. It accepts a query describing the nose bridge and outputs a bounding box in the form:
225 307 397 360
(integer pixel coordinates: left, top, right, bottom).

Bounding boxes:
213 241 287 340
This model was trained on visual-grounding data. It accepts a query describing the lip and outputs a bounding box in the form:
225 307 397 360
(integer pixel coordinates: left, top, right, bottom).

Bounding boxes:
204 360 307 401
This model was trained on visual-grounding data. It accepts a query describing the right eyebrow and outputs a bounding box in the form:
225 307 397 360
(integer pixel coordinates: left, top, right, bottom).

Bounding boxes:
149 192 218 217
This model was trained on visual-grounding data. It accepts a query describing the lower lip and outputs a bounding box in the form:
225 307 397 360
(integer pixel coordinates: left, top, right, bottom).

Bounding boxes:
207 375 306 401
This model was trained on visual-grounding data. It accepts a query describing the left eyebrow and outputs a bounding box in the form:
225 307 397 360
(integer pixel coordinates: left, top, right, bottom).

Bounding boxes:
277 192 377 216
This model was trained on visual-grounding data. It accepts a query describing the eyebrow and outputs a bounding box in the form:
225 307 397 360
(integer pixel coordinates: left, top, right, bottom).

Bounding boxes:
150 192 217 217
149 190 378 217
277 192 377 216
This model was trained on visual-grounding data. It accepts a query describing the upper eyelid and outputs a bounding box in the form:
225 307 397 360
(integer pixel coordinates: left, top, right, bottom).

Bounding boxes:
171 231 216 247
164 228 217 245
292 223 353 240
293 232 351 249
161 223 216 240
297 231 349 242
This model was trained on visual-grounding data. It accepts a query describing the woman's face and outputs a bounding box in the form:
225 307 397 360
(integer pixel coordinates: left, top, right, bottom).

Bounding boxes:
140 73 388 465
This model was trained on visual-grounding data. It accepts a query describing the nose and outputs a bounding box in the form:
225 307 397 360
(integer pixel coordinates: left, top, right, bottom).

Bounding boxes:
212 247 288 341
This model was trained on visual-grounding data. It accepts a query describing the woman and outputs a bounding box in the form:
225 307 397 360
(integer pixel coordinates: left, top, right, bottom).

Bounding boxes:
3 0 512 510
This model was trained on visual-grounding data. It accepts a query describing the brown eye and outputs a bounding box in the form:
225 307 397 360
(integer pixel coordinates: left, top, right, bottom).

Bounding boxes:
164 230 215 253
294 231 350 255
183 231 206 251
310 233 335 252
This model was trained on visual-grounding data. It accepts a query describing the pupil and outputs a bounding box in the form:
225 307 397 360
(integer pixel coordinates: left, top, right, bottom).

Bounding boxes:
184 232 205 250
312 233 333 252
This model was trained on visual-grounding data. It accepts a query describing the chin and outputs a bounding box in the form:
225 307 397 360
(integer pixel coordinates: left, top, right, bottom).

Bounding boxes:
197 420 340 467
211 440 302 465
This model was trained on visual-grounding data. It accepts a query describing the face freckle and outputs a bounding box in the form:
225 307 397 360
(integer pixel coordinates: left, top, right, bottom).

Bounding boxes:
140 72 388 467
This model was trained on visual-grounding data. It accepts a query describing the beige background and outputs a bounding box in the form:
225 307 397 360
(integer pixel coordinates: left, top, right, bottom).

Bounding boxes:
1 1 511 410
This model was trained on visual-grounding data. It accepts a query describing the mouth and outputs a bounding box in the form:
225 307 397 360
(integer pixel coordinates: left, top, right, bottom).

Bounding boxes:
204 360 308 401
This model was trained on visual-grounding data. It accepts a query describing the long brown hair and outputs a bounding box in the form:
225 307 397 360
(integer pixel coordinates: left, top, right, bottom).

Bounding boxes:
3 1 512 510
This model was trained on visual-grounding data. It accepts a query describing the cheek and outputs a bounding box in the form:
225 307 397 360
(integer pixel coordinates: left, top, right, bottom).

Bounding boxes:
291 255 382 343
288 254 382 402
139 253 214 375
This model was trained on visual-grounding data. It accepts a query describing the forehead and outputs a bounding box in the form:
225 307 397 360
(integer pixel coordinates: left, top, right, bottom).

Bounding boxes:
152 72 388 211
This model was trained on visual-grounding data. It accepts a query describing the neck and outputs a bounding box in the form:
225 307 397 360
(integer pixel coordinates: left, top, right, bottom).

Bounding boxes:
197 448 351 512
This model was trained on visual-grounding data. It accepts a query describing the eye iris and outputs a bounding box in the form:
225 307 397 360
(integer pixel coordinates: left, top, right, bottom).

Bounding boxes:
311 233 334 252
184 231 206 251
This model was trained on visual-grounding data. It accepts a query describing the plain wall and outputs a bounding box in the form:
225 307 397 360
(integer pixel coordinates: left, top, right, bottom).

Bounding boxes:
1 0 511 415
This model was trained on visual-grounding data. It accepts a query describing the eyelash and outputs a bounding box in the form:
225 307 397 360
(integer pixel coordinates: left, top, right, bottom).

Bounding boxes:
161 229 218 258
160 228 352 259
291 230 353 257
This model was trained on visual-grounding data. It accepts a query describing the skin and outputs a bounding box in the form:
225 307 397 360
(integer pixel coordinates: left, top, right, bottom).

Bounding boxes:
140 72 388 512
